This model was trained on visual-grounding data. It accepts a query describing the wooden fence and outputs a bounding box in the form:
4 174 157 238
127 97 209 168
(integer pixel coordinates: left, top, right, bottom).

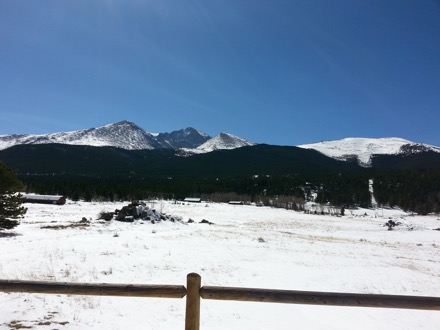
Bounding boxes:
1 272 439 330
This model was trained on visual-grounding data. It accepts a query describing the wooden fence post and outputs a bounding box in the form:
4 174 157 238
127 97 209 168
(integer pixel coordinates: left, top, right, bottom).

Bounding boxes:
185 273 201 330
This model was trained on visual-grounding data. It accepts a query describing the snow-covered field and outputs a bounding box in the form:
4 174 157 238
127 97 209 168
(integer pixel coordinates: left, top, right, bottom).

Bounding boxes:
1 200 439 329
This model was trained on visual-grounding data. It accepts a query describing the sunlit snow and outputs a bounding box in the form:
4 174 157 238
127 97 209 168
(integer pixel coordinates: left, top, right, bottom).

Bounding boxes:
298 137 440 166
1 200 439 329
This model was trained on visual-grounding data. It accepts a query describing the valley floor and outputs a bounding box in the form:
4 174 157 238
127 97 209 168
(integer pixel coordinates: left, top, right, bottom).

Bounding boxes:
1 200 439 329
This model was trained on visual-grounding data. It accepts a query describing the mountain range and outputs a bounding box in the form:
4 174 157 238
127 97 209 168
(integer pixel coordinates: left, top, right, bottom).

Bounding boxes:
1 121 438 215
0 120 439 169
0 120 255 153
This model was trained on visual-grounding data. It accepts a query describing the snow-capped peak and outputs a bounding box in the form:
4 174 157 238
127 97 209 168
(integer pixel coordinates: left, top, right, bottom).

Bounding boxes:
103 120 138 128
298 137 440 167
0 121 160 150
196 132 256 152
155 127 211 149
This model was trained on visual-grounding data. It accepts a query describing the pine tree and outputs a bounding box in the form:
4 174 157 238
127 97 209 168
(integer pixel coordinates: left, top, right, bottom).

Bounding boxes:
0 163 27 230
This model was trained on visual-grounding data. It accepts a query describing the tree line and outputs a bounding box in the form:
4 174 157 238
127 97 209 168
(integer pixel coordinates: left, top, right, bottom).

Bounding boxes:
1 159 438 229
17 168 439 215
373 169 440 215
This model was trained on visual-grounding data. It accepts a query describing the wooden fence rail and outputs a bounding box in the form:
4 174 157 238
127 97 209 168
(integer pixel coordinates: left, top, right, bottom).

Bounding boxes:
1 272 440 330
0 279 186 298
200 285 440 310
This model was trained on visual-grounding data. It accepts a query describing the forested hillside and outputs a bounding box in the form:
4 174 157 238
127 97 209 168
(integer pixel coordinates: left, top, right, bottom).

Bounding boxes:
373 169 440 215
1 144 439 214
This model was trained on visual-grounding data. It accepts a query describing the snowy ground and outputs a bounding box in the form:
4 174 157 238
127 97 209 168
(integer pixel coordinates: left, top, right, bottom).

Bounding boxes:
1 200 439 329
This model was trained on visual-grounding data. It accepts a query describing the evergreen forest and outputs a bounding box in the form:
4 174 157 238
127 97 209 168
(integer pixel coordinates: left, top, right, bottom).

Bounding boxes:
1 143 439 215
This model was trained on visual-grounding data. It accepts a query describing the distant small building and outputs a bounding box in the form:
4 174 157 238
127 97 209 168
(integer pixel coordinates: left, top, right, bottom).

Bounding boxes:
228 201 244 205
184 197 201 203
23 194 66 205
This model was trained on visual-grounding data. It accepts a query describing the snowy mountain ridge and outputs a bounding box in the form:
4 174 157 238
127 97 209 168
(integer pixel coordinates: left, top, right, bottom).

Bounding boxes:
298 137 440 167
0 121 161 150
197 132 256 152
0 121 253 152
1 122 439 161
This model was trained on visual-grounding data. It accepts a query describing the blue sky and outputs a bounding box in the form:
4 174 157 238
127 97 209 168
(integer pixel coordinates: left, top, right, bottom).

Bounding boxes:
1 0 439 146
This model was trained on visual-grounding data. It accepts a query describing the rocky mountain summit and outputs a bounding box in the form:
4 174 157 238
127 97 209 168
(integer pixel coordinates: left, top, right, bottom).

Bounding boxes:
0 121 254 152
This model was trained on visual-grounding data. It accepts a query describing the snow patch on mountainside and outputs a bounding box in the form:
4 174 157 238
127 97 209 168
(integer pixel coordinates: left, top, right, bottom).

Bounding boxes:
196 132 256 152
298 137 440 166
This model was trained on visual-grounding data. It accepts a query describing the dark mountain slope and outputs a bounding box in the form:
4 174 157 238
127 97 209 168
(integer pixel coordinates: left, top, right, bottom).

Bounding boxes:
181 144 361 178
371 151 440 170
0 143 361 179
0 144 176 177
